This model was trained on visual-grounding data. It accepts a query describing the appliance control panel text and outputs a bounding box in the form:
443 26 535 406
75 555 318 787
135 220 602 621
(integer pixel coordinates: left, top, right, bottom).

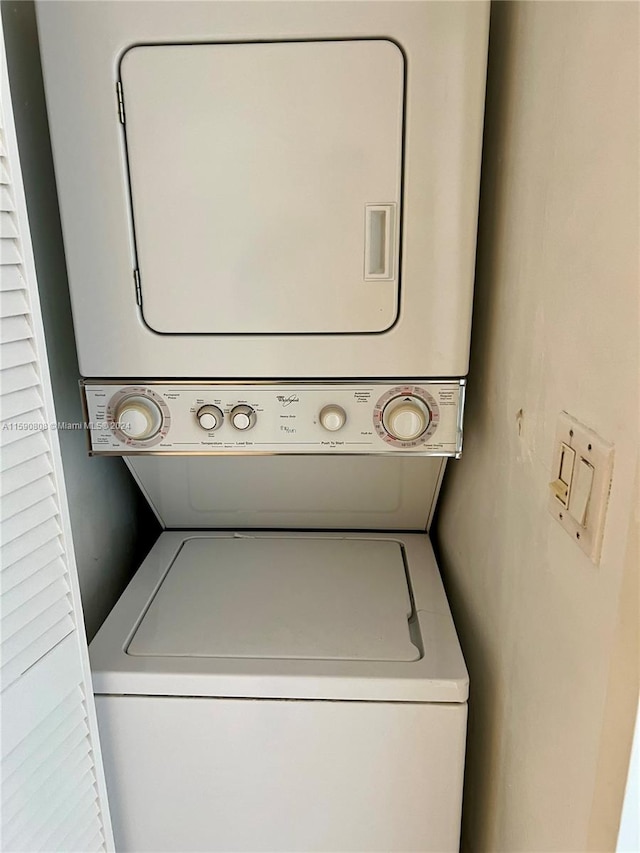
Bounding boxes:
83 381 465 456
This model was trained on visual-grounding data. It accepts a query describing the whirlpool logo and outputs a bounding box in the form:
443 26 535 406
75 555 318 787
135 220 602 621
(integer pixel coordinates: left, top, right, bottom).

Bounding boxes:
276 394 300 408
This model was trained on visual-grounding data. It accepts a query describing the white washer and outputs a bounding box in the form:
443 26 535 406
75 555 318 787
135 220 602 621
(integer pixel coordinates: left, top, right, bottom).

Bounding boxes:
90 531 468 852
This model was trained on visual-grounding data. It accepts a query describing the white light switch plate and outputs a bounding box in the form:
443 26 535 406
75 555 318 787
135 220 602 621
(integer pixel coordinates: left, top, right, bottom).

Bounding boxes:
548 413 614 565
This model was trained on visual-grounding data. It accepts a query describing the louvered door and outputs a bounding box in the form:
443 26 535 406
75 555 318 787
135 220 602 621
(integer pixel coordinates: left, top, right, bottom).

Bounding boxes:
0 21 113 853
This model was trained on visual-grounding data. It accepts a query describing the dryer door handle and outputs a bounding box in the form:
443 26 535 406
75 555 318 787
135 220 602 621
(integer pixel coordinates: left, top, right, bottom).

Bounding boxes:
364 204 394 280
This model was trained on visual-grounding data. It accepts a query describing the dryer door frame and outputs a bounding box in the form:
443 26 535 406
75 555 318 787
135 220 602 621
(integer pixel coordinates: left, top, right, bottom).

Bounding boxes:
120 38 405 337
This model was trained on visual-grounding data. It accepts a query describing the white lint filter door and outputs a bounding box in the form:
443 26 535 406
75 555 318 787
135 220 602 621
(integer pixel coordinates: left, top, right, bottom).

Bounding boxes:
120 40 404 334
127 538 420 662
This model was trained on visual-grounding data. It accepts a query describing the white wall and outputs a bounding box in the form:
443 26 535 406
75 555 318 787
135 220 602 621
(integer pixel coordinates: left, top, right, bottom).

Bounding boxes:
617 698 639 851
1 1 159 639
436 3 639 851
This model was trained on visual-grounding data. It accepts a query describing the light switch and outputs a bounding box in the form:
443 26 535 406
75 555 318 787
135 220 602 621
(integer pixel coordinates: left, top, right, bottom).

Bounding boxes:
569 458 594 527
559 443 575 485
550 442 576 506
548 412 614 565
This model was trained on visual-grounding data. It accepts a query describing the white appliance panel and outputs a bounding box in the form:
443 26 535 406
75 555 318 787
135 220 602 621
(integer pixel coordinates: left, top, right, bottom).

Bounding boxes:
83 380 465 455
122 40 403 334
36 0 489 378
89 531 468 702
127 538 418 661
125 455 445 530
96 694 467 852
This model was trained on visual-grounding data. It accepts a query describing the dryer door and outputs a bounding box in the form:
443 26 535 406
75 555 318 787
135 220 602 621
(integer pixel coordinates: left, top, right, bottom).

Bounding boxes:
121 39 403 335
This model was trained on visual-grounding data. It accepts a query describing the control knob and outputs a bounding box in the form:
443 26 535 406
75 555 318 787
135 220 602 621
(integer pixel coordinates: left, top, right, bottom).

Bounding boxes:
230 405 256 431
114 396 163 441
319 405 347 432
196 405 223 431
382 395 431 441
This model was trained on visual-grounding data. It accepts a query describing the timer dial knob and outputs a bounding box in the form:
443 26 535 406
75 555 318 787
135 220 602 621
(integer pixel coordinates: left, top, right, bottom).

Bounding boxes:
115 396 163 441
230 405 256 431
382 395 431 441
319 404 347 432
196 405 223 431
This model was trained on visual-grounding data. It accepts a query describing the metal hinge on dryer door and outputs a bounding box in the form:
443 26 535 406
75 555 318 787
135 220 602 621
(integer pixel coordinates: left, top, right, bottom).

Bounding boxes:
116 80 125 124
134 269 142 306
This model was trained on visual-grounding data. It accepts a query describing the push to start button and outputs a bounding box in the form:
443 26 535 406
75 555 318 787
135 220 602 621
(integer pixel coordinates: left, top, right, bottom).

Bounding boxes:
319 405 347 432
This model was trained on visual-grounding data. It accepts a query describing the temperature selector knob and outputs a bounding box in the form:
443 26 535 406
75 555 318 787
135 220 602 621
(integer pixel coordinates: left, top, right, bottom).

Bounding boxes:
319 405 347 432
382 395 431 441
230 405 256 431
196 405 223 431
115 396 163 441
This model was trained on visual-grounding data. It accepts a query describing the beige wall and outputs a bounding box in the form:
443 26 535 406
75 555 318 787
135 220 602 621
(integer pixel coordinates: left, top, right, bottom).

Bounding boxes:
436 3 639 851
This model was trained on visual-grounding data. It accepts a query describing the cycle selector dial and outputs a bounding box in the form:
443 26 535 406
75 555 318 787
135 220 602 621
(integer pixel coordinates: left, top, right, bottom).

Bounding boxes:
196 405 223 431
319 405 347 432
230 405 256 431
114 396 163 441
382 395 432 441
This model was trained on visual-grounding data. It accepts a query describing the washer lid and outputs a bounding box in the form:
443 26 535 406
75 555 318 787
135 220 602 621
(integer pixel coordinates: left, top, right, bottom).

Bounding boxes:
127 537 420 662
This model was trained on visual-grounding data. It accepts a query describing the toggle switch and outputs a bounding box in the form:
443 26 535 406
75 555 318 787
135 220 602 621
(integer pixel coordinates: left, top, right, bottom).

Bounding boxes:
568 457 594 527
550 442 575 507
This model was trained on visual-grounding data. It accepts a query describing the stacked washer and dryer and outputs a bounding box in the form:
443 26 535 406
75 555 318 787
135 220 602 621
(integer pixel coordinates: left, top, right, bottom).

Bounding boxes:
37 2 489 850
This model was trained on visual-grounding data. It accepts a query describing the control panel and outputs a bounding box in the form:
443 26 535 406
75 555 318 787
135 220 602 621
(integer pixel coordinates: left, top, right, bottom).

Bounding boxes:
82 381 465 456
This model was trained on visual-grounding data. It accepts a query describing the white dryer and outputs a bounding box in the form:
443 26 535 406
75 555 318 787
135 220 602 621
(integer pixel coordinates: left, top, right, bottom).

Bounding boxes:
90 531 468 853
36 1 488 379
